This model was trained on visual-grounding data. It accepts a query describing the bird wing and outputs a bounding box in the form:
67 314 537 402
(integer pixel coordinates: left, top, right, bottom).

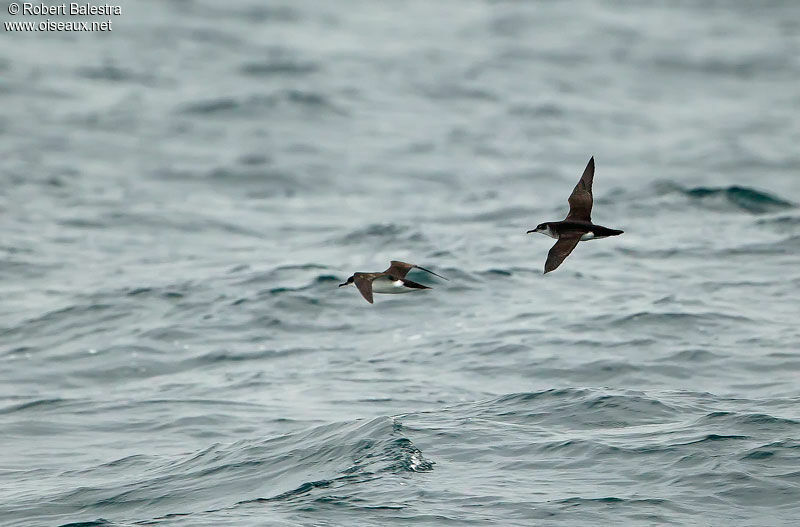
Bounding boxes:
544 236 581 274
399 278 431 290
565 157 594 222
385 261 415 278
386 261 449 281
353 274 375 304
411 264 449 281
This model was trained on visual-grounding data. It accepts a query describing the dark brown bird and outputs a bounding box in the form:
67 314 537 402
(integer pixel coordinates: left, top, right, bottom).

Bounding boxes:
527 157 623 273
338 260 448 304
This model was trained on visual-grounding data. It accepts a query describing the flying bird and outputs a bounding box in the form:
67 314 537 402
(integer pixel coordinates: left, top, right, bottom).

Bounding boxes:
527 157 623 273
338 260 448 304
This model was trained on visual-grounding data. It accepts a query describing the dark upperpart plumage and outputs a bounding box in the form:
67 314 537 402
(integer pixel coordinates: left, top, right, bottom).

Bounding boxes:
383 260 448 281
526 157 623 274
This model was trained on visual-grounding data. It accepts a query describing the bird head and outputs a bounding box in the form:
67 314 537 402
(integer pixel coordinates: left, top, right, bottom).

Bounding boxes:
527 223 550 235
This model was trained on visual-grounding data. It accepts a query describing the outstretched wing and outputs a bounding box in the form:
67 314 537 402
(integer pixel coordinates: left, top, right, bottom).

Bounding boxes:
565 157 594 222
353 274 375 304
412 264 448 281
385 261 415 278
385 261 449 281
544 236 581 274
399 278 431 290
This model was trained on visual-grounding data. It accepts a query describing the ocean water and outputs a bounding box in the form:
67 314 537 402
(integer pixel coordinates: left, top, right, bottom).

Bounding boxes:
2 1 800 525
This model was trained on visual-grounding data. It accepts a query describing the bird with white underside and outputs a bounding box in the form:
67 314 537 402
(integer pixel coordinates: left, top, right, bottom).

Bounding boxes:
339 260 448 304
527 157 624 274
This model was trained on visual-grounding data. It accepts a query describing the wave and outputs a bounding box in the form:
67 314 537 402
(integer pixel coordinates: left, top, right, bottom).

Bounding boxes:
658 349 725 362
741 439 800 461
234 265 335 293
682 185 794 213
23 389 800 526
698 411 800 431
187 346 325 365
40 416 432 525
77 64 157 86
179 89 342 117
460 389 680 429
650 51 791 79
240 60 318 77
599 310 752 328
1 302 129 349
757 215 800 230
333 223 429 247
613 181 794 216
0 397 73 415
648 182 795 214
59 520 115 527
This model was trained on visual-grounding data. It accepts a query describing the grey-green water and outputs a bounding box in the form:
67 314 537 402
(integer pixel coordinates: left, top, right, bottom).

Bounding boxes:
2 1 800 525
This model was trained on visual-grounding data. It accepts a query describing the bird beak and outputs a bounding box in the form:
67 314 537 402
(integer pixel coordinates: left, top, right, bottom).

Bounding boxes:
338 282 347 287
526 229 536 234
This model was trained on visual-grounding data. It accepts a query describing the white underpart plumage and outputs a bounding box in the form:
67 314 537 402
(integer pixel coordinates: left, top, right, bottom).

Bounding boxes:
580 231 609 241
536 226 558 239
371 276 417 294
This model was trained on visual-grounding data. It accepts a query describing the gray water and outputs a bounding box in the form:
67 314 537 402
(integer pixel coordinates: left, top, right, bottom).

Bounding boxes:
2 1 800 526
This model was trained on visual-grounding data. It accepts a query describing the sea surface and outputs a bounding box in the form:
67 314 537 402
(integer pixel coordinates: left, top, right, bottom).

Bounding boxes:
2 1 800 526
